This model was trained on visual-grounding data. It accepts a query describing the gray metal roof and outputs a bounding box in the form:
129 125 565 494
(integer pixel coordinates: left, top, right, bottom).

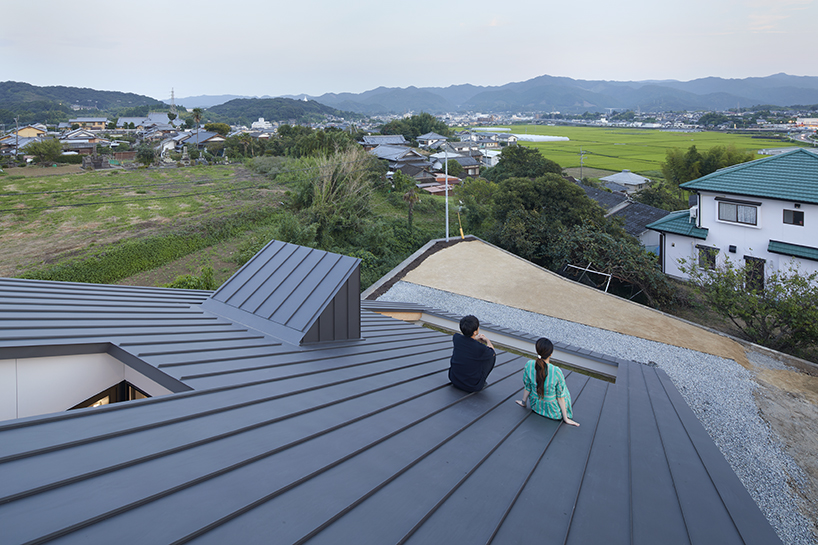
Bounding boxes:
362 135 406 146
580 185 629 211
204 240 361 344
0 243 782 544
609 201 672 237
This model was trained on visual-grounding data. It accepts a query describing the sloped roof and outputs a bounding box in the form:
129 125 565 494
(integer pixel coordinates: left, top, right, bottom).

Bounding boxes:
601 169 651 186
369 144 423 162
646 210 710 240
768 240 818 262
603 181 629 193
0 276 780 544
610 201 673 237
417 132 448 141
580 185 629 212
362 135 406 146
680 148 818 204
203 240 361 344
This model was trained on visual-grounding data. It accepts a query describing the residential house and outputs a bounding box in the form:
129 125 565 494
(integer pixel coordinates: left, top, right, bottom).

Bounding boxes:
60 128 110 155
480 149 501 168
0 237 784 544
600 170 652 194
368 144 431 171
416 132 448 149
180 131 227 150
360 134 407 151
394 163 437 186
432 155 481 178
578 184 665 252
608 201 671 254
647 148 818 283
12 124 47 138
68 117 108 130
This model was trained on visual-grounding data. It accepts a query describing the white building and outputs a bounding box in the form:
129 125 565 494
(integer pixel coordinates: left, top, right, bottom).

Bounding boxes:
647 148 818 285
251 117 273 129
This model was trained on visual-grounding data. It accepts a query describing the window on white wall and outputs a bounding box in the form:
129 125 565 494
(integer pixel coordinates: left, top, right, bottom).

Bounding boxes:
783 210 804 226
718 202 757 225
697 245 718 270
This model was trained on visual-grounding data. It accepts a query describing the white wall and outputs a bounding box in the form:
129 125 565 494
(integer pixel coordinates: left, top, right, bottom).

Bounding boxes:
697 193 818 276
0 353 173 422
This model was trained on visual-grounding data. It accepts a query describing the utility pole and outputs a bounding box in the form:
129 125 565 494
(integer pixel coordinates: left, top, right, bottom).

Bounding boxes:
14 117 19 158
444 142 449 241
579 147 586 180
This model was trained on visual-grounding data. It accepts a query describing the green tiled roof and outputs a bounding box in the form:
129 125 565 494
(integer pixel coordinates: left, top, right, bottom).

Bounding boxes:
646 209 709 240
680 148 818 204
768 240 818 262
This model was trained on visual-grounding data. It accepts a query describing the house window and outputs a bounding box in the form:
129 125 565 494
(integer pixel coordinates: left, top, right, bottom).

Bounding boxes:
783 210 804 226
697 245 718 270
718 202 757 225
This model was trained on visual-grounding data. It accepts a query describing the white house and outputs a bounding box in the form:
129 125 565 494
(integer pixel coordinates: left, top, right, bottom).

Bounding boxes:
647 148 818 286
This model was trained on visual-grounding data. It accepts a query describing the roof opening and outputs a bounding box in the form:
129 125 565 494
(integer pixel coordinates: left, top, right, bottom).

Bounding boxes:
0 352 173 422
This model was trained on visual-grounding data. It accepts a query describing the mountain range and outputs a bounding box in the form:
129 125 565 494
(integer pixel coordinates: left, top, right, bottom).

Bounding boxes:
173 73 818 115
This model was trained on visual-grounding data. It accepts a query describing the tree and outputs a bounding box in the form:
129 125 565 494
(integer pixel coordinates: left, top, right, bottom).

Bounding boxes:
192 107 203 142
482 146 562 183
25 138 63 163
393 171 419 230
444 159 464 179
632 182 689 211
281 146 380 246
136 144 156 166
167 112 177 123
454 177 498 236
493 174 605 226
379 112 451 142
662 144 755 188
204 122 231 136
680 258 818 356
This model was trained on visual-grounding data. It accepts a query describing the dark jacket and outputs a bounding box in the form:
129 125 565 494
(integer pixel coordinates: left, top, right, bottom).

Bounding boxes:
449 333 496 392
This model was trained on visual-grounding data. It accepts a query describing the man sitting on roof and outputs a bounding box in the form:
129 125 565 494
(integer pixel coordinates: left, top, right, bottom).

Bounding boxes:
449 315 496 392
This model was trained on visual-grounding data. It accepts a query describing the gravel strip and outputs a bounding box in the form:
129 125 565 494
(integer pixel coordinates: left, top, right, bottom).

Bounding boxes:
379 281 814 545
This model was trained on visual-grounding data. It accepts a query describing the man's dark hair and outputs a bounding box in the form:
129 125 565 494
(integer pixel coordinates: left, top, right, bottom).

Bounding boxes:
459 315 480 337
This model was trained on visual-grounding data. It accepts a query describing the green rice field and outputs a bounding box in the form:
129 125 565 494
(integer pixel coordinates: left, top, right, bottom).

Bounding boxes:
492 125 800 177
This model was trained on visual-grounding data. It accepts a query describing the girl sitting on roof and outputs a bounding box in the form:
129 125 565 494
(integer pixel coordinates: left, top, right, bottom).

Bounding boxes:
515 338 579 427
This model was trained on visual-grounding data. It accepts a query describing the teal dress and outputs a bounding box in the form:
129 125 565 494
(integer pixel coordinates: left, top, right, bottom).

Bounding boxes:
523 360 572 420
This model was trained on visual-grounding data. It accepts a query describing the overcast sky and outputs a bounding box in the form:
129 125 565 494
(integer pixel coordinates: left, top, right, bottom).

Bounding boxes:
3 0 817 101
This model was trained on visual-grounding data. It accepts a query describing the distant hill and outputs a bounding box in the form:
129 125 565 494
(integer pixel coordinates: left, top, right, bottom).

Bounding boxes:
0 81 165 125
166 94 271 109
208 97 354 125
308 73 818 114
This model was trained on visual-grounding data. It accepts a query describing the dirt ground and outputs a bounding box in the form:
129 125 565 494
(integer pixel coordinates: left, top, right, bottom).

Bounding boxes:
396 238 818 536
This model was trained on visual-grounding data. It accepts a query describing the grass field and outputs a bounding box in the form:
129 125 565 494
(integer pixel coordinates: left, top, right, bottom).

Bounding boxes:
0 165 280 277
492 125 800 176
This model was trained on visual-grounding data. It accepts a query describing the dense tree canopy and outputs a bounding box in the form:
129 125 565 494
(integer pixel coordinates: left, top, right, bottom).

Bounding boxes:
661 145 755 187
25 138 63 163
204 122 231 136
482 146 562 183
379 112 451 142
